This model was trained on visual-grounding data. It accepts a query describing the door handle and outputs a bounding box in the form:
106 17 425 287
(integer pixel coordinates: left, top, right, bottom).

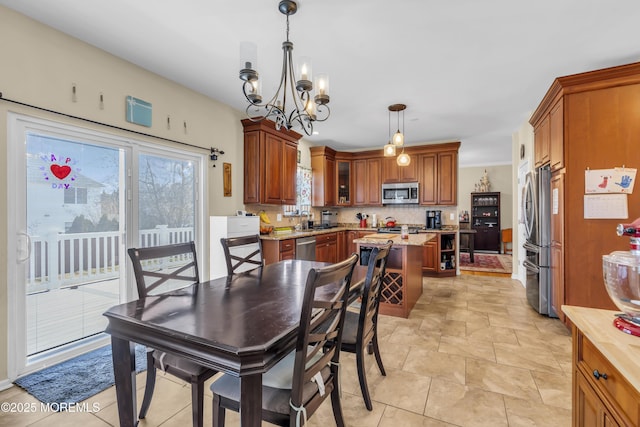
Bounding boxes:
17 231 31 263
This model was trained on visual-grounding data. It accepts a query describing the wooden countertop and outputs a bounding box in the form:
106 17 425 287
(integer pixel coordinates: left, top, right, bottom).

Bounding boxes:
562 305 640 393
353 233 436 247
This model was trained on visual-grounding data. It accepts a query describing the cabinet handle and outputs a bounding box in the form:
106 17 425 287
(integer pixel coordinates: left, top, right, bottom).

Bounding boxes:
593 369 608 380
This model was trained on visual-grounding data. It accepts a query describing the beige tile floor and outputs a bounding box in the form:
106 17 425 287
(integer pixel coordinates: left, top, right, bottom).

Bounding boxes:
0 274 573 427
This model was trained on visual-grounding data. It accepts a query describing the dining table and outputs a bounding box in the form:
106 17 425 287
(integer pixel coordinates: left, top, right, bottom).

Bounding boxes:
459 229 477 263
103 259 359 427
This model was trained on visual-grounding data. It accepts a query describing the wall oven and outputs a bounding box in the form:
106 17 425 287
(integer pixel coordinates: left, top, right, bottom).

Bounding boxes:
381 182 419 204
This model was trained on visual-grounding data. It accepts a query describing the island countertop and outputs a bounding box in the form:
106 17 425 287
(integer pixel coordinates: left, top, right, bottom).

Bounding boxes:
353 232 436 246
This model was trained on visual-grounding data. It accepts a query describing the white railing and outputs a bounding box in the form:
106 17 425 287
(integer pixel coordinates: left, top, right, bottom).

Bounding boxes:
27 226 194 293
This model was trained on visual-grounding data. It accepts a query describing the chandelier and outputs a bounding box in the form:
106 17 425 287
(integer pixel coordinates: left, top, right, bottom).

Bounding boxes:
383 104 411 166
239 0 330 136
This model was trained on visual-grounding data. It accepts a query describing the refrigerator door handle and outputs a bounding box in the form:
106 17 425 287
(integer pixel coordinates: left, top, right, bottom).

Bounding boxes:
523 241 540 253
523 259 540 273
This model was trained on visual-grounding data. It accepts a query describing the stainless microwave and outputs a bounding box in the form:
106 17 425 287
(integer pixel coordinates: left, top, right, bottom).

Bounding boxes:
381 182 419 204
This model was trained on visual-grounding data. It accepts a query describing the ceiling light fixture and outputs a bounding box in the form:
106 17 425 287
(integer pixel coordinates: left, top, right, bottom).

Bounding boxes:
239 0 330 136
385 104 410 166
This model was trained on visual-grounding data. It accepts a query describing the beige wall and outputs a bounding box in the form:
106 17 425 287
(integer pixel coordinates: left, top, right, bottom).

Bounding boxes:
458 165 514 230
0 6 250 382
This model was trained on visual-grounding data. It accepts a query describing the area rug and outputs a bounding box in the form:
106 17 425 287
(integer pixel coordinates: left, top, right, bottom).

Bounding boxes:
459 253 512 274
14 344 147 407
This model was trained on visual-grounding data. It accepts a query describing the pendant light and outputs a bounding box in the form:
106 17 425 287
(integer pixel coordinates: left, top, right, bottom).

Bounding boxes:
383 107 396 156
385 104 410 166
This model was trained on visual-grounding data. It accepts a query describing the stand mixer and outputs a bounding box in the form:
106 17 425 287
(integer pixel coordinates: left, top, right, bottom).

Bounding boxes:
603 217 640 335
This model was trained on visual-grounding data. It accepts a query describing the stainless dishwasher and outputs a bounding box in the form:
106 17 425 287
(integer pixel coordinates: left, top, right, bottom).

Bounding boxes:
295 236 316 260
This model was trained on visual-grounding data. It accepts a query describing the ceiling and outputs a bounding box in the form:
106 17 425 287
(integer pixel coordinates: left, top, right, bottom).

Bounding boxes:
2 0 640 167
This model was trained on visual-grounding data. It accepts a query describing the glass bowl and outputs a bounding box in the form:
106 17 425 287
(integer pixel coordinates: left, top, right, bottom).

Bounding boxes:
603 251 640 320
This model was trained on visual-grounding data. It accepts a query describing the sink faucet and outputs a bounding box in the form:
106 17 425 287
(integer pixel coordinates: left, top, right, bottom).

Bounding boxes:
300 210 310 230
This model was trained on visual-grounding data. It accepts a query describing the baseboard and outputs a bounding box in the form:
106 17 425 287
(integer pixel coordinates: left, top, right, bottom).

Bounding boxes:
0 378 14 391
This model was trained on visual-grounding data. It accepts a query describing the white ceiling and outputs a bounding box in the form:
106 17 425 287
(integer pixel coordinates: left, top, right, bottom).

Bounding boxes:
2 0 640 167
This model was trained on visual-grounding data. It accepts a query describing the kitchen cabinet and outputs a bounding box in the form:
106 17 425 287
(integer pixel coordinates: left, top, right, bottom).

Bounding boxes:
315 232 337 263
382 156 418 183
336 230 347 261
534 114 550 168
353 158 382 206
422 232 456 277
530 62 640 324
418 151 458 206
262 238 295 264
310 146 336 207
347 230 371 256
242 119 300 205
471 192 500 252
563 307 640 427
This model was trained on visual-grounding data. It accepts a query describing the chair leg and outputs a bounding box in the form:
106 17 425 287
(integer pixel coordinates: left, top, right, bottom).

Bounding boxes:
212 394 226 427
191 380 204 427
138 352 157 419
355 347 373 411
330 376 345 427
371 335 386 376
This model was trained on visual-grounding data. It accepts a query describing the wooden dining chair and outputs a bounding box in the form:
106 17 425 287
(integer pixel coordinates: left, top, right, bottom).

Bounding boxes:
341 240 392 410
128 242 217 427
220 234 264 275
210 253 359 427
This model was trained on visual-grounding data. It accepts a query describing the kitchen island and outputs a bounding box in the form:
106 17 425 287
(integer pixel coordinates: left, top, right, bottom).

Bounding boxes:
562 305 640 426
354 232 436 318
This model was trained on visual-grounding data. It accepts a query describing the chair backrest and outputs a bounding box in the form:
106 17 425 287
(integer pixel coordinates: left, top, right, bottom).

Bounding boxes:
358 241 393 350
128 242 200 298
290 253 359 419
220 234 263 275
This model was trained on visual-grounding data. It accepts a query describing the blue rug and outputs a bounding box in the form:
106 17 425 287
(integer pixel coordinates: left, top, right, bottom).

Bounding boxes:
14 344 147 406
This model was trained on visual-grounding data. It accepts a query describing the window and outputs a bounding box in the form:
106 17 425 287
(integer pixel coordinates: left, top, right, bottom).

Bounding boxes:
283 166 312 216
64 187 88 204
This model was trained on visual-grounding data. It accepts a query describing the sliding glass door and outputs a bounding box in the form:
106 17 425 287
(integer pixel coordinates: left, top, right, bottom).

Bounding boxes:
7 113 204 377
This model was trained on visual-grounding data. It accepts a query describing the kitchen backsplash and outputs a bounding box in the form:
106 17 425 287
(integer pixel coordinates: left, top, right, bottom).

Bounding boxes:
247 205 458 229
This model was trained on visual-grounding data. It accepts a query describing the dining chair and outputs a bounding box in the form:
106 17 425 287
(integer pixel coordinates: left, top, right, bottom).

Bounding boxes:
210 253 359 427
127 242 217 427
220 234 264 275
341 240 392 410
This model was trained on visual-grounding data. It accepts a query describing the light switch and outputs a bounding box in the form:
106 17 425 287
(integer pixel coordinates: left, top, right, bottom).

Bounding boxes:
277 213 282 221
450 213 455 220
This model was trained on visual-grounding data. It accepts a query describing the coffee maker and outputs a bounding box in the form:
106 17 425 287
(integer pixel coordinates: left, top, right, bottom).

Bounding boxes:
426 210 442 229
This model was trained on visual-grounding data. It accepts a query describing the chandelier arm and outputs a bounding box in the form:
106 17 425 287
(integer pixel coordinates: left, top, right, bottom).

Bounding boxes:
313 104 330 122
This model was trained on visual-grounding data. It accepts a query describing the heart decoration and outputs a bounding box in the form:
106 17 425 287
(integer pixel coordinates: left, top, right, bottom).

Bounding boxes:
50 164 72 180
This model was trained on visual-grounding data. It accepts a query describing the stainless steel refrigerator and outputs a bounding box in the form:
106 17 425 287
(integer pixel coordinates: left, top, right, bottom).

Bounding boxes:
522 165 555 316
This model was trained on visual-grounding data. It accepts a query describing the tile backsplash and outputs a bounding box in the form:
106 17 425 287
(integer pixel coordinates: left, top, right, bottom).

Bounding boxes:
246 205 458 229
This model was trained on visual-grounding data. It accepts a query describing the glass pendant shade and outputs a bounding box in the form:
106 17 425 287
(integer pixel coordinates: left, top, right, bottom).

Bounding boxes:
384 143 396 157
392 130 404 146
397 151 411 166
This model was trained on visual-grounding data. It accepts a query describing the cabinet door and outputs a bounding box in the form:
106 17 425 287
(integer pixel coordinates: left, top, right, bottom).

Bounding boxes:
263 133 284 204
243 131 261 204
382 156 418 183
400 159 419 182
282 141 298 205
336 231 347 261
534 115 550 167
336 160 351 206
367 159 382 205
474 226 500 252
419 153 437 205
353 160 367 205
576 369 617 427
312 154 336 207
438 152 457 205
549 99 564 171
422 240 437 272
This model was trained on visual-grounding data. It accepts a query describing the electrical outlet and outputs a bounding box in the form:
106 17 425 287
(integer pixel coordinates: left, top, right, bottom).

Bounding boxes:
276 213 282 222
450 213 455 220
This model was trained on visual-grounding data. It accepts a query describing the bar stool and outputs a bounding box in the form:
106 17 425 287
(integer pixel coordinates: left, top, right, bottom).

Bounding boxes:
501 228 513 254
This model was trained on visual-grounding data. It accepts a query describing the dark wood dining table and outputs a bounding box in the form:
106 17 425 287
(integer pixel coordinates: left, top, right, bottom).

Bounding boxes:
104 259 346 427
459 229 476 262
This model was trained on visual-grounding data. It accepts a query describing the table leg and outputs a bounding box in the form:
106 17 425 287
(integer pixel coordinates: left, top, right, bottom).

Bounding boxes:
469 235 475 263
239 373 262 427
111 336 137 427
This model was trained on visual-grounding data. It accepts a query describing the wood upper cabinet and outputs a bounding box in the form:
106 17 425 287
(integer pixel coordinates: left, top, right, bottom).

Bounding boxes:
382 156 419 183
310 146 336 207
335 159 352 206
419 151 457 206
242 119 301 205
353 158 382 206
549 98 564 172
534 114 550 168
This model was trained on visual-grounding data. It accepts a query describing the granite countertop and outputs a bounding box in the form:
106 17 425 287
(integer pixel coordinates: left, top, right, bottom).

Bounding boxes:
259 224 457 241
353 232 436 246
562 305 640 393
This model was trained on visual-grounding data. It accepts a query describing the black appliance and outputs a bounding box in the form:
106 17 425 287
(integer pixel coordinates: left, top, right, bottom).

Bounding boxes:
426 210 442 229
377 226 421 234
522 165 555 317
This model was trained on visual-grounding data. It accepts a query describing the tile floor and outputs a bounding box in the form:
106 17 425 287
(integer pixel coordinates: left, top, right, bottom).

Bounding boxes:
0 273 573 427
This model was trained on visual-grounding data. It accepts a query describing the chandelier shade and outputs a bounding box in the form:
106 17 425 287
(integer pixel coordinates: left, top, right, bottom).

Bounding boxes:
239 0 330 136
